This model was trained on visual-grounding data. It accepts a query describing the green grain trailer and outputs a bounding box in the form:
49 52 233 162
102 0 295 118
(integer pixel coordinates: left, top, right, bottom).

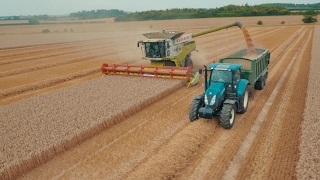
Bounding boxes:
219 48 270 90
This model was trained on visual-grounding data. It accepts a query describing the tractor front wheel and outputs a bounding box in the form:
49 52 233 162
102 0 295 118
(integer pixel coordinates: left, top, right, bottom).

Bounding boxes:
220 104 236 129
189 99 201 122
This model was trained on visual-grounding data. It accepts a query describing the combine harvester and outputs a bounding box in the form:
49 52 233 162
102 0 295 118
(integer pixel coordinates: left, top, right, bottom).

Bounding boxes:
101 22 253 87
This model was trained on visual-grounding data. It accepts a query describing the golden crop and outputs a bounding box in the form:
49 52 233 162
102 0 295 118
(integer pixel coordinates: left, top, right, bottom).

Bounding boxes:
0 76 184 180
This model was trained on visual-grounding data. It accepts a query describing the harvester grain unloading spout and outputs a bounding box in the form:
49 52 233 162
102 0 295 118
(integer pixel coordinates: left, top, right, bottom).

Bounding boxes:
101 21 255 87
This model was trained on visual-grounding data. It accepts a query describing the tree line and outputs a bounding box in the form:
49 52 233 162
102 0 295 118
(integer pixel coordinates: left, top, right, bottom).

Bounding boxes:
1 3 318 24
69 9 125 20
114 4 290 22
263 3 320 10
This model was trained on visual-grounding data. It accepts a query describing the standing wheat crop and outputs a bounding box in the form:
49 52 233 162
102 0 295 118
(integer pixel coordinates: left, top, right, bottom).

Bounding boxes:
0 76 184 180
296 25 320 179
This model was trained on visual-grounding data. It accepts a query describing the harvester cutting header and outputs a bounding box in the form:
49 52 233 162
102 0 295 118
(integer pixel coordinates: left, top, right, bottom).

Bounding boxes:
101 21 253 87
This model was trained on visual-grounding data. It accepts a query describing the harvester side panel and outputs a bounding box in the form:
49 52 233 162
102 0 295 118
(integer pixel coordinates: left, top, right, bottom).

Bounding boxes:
174 41 196 66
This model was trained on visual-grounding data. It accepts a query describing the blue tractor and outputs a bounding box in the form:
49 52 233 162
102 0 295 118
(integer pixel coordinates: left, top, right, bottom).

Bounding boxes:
189 48 270 129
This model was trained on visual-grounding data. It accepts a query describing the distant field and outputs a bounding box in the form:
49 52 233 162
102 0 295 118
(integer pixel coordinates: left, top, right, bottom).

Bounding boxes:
0 16 315 48
0 15 311 34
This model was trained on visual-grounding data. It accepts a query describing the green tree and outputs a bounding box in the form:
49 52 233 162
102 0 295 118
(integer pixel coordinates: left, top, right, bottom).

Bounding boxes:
302 10 318 23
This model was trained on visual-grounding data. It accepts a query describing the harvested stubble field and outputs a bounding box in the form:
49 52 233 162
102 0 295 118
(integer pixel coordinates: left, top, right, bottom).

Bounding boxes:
0 16 319 179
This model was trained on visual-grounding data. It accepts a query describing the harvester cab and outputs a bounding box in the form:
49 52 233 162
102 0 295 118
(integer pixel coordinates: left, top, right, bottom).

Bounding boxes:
137 30 195 68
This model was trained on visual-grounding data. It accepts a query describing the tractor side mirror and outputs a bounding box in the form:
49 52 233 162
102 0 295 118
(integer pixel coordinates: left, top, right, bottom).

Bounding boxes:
137 40 144 47
199 69 203 74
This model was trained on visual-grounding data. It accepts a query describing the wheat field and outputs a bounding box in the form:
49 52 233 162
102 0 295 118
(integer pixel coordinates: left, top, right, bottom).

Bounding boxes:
296 25 320 179
0 16 319 179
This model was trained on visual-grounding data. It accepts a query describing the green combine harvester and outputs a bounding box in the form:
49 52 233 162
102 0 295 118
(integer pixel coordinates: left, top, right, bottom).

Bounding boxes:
102 22 250 87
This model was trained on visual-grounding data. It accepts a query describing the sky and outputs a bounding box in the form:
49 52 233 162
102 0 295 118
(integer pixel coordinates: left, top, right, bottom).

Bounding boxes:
0 0 319 16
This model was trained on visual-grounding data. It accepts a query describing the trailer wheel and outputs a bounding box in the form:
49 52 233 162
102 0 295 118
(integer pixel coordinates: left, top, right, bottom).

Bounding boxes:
255 79 264 90
189 99 201 122
238 86 249 114
263 73 268 86
220 104 236 129
185 57 193 69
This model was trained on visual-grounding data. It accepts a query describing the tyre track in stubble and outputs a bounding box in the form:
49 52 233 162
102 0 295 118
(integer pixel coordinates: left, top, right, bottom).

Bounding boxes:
223 26 312 180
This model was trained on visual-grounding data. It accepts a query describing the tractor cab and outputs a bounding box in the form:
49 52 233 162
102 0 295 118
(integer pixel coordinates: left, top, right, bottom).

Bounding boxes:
205 64 242 100
192 63 249 128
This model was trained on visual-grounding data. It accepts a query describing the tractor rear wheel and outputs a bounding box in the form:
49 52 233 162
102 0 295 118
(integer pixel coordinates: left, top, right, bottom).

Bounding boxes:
189 99 201 122
220 104 236 129
238 86 249 114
